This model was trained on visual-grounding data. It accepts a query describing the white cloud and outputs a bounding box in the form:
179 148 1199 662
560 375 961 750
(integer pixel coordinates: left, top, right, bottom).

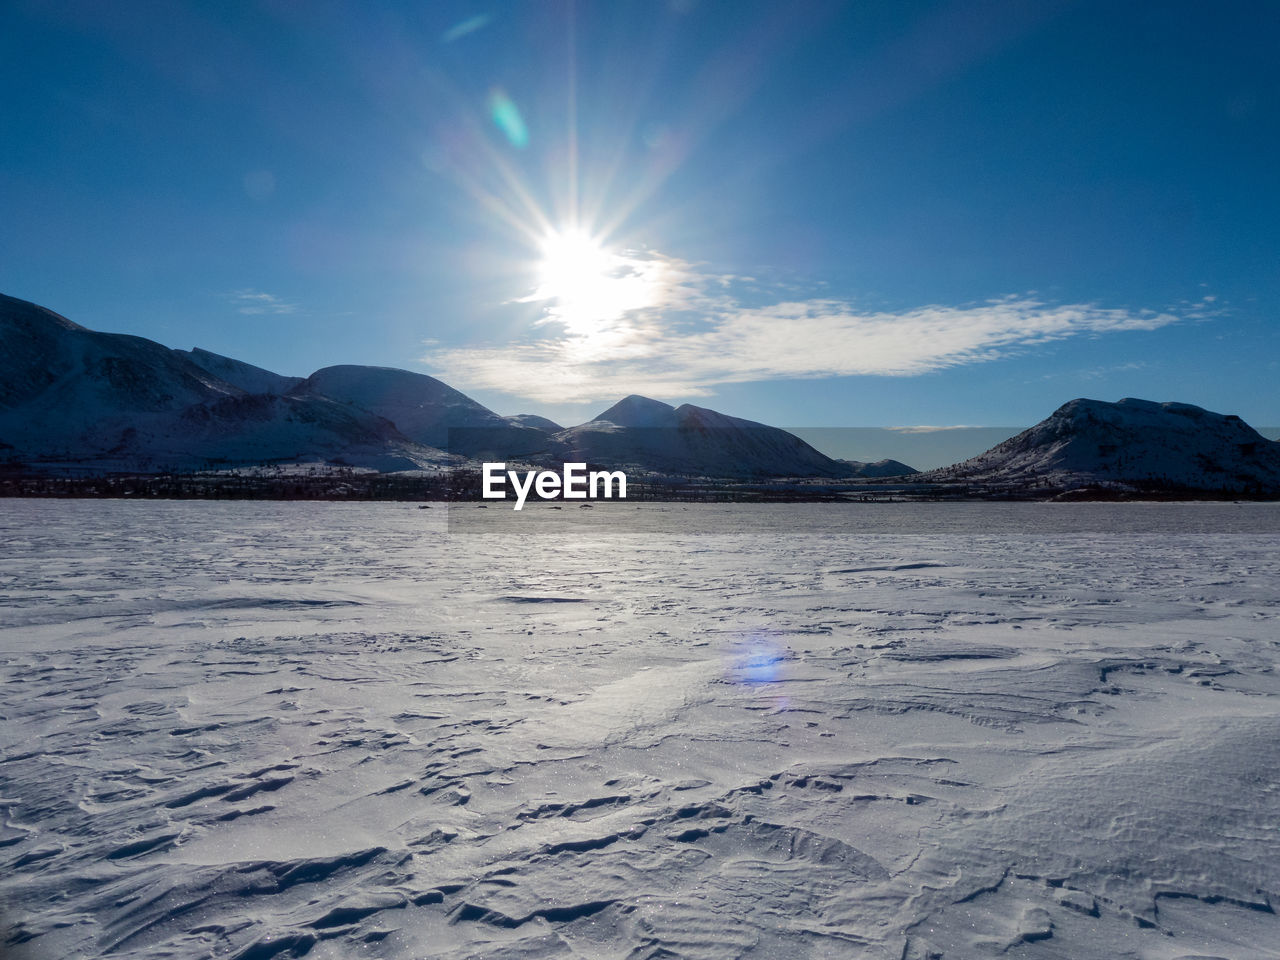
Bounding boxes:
1035 360 1150 382
422 252 1182 404
887 425 988 434
228 289 297 316
1178 293 1225 321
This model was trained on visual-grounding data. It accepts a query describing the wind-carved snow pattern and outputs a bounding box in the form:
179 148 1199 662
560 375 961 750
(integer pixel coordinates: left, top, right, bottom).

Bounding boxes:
2 501 1280 958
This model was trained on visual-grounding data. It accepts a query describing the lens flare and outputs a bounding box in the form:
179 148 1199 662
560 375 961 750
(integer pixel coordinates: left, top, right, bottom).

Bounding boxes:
724 637 791 711
737 647 783 684
488 89 528 149
727 638 790 685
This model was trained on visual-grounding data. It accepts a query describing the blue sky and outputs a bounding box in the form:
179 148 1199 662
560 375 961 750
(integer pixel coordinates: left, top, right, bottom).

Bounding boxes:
2 0 1277 428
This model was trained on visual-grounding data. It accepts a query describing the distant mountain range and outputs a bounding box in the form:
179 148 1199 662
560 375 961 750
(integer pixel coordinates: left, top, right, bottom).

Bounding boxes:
4 292 1279 496
0 293 895 480
0 294 444 473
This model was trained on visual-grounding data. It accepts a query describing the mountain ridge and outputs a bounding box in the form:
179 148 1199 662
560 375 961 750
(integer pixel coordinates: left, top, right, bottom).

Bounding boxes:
548 397 859 480
924 397 1280 495
6 293 1278 495
177 347 304 396
0 292 870 478
0 293 446 472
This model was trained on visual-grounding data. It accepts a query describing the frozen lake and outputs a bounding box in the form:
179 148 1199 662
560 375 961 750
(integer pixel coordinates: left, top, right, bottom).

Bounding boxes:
3 500 1280 959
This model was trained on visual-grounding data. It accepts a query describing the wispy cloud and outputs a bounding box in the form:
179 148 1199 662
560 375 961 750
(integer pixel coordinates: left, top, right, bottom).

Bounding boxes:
887 424 990 434
1177 292 1225 321
228 289 297 316
441 13 492 44
1038 360 1150 382
422 252 1183 404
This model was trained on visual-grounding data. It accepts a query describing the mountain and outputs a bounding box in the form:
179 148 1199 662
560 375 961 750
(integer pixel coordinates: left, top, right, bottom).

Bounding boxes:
549 395 857 479
176 347 304 395
1 293 232 416
147 393 441 473
35 293 1263 492
0 294 445 472
594 395 681 429
507 413 564 433
838 458 919 478
926 398 1280 495
293 365 550 458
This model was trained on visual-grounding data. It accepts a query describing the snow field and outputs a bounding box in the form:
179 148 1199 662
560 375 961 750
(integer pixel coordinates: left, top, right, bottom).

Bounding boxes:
2 500 1279 958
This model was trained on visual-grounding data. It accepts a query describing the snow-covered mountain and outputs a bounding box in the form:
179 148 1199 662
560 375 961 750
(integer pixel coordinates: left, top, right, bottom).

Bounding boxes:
293 365 549 457
0 294 445 472
549 395 857 479
507 413 564 433
927 398 1280 494
837 458 919 478
176 347 304 396
592 394 683 429
1 294 882 479
20 293 1263 493
1 293 232 417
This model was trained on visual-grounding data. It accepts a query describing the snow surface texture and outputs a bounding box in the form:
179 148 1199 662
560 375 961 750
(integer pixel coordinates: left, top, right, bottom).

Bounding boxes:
3 501 1280 959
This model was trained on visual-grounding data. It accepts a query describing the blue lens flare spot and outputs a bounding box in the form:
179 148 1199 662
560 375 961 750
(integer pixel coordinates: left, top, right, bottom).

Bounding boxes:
488 89 528 149
730 641 788 685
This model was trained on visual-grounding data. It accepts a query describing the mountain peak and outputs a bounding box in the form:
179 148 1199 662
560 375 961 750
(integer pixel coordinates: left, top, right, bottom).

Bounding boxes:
0 292 87 334
934 396 1280 493
507 413 564 433
300 365 471 410
296 363 547 455
1056 397 1227 420
560 396 854 479
594 395 677 428
177 347 302 396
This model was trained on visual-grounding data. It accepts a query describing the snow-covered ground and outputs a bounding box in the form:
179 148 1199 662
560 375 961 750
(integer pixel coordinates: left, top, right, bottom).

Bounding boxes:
2 500 1280 959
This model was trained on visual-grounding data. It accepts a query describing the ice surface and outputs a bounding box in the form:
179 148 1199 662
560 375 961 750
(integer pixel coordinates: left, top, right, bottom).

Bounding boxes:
2 501 1279 959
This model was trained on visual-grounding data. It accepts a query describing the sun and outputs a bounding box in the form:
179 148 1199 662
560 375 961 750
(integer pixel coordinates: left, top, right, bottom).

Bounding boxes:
537 229 614 304
535 229 619 327
529 228 657 334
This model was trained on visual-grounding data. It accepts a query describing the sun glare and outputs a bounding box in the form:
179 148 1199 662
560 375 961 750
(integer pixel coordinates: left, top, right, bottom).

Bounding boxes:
530 228 657 334
537 229 614 304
